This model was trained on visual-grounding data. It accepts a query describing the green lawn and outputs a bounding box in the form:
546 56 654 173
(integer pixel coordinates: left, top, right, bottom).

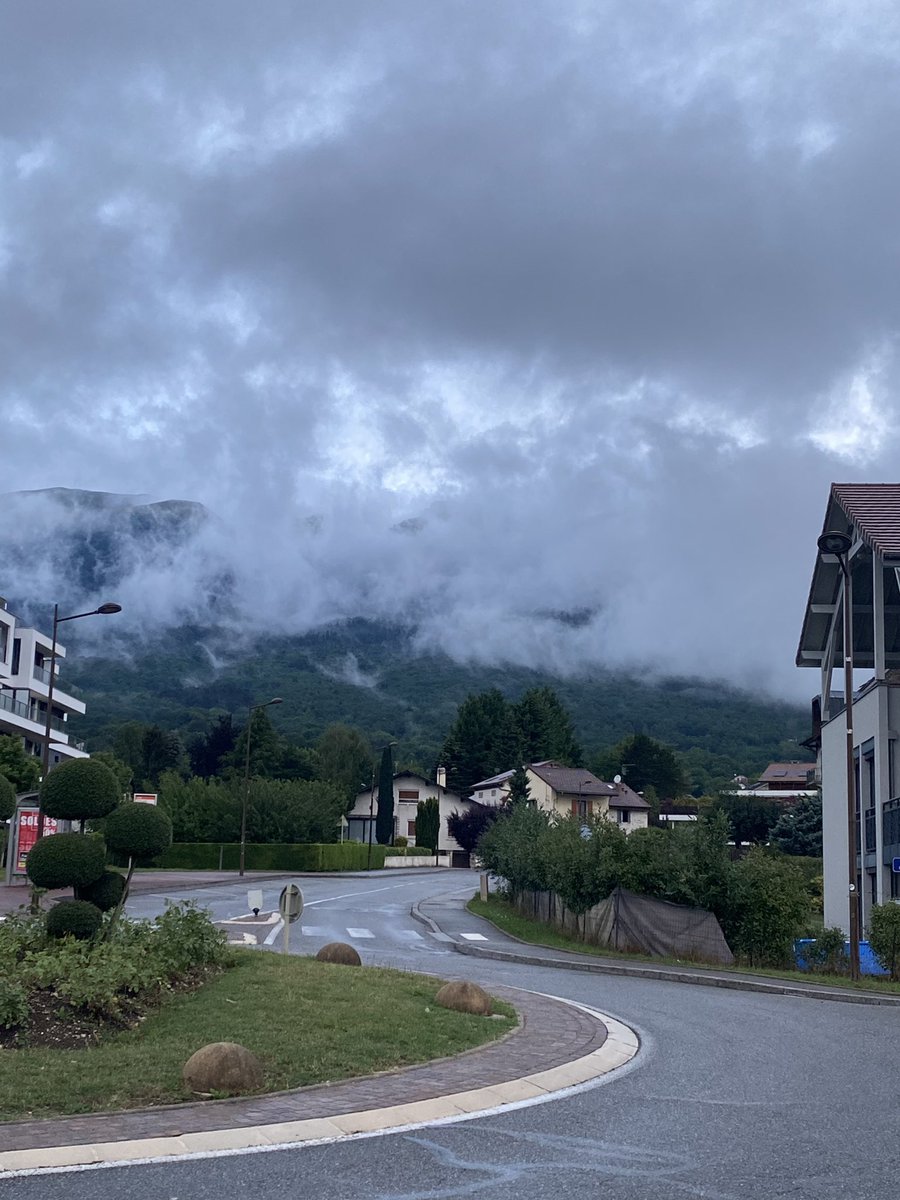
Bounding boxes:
468 896 900 996
0 951 516 1121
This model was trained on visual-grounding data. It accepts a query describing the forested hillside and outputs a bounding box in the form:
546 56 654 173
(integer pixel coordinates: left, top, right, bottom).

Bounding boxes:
63 618 812 794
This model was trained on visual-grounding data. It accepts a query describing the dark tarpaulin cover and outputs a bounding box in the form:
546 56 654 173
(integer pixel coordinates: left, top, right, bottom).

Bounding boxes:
516 886 734 965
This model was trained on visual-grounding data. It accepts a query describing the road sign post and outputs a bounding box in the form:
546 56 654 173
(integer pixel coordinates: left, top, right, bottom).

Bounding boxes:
279 884 303 955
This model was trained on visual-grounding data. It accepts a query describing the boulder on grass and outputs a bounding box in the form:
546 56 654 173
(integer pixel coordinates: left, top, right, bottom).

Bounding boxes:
183 1042 264 1097
435 980 493 1016
315 941 362 966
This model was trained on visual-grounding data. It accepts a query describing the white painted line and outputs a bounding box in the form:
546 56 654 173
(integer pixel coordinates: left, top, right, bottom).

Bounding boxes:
241 933 258 945
263 920 284 946
394 929 423 940
346 928 375 938
300 926 327 936
303 883 418 908
459 933 489 941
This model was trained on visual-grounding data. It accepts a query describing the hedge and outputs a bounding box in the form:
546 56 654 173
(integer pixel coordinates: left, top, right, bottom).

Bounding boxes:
155 842 388 871
384 845 436 857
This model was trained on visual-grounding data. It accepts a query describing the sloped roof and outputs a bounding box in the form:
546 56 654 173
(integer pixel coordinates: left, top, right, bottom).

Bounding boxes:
797 483 900 669
609 781 652 810
528 763 616 797
470 769 515 791
757 762 814 785
832 483 900 556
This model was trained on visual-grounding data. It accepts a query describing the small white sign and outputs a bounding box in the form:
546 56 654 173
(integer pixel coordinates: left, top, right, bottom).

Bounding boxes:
133 793 158 805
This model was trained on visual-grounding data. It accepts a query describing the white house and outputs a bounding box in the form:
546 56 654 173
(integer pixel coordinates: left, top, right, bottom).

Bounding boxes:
470 761 651 832
797 483 900 934
346 767 475 858
0 596 88 772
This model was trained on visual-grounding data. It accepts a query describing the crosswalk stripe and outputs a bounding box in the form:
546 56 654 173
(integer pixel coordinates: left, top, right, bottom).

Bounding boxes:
346 927 375 938
300 926 327 936
459 932 489 941
395 929 424 940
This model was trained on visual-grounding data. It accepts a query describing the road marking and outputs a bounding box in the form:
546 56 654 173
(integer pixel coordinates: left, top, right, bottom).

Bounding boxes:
346 927 375 938
394 929 423 939
303 883 420 907
459 933 489 941
263 920 284 946
300 926 327 936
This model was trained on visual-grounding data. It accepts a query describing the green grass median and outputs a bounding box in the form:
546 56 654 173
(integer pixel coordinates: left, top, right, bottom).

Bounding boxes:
0 951 516 1121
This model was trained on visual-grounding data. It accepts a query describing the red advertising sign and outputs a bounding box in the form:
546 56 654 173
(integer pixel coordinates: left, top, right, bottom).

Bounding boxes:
133 793 158 805
15 808 58 874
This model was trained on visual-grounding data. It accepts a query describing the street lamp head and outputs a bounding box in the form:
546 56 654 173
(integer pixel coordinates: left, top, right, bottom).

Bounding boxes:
267 697 283 706
817 531 852 558
96 602 122 615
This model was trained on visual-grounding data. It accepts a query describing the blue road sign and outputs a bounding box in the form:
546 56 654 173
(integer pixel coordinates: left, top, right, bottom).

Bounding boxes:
892 857 900 873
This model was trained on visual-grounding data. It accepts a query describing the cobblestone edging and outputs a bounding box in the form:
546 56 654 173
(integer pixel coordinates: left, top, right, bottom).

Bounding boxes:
0 985 607 1158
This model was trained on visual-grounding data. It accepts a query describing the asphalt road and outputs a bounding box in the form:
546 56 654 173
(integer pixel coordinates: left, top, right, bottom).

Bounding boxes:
10 871 900 1200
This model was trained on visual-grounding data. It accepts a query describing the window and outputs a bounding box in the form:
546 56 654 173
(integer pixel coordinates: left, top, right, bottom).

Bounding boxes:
398 789 419 800
491 789 496 796
620 809 631 824
891 869 900 900
870 871 878 904
407 820 416 836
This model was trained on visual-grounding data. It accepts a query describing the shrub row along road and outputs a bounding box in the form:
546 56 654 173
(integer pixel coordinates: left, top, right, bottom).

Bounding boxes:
10 870 898 1200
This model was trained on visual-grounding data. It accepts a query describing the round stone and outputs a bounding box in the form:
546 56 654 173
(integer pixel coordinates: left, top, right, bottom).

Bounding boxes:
182 1042 264 1096
434 980 493 1015
315 941 362 965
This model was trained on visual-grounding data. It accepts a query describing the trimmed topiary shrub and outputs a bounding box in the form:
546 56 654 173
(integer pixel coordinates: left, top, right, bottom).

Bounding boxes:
46 899 103 940
105 803 173 863
26 832 106 890
40 758 121 822
77 869 127 913
0 773 15 823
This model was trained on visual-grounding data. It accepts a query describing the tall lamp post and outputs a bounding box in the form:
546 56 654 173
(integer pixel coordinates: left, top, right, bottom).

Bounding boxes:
38 602 122 836
239 697 283 877
367 741 397 870
818 530 861 981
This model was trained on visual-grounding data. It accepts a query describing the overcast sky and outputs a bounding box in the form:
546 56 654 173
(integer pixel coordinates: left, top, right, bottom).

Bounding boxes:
2 1 900 697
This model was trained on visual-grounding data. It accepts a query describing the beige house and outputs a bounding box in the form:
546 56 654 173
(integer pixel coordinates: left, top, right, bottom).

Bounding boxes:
470 761 650 832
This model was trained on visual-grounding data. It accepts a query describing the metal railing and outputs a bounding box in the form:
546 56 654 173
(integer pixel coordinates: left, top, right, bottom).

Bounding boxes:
31 664 52 685
0 690 68 734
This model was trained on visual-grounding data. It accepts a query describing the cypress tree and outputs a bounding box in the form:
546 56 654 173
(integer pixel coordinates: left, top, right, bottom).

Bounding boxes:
375 744 395 844
416 796 440 853
508 763 531 805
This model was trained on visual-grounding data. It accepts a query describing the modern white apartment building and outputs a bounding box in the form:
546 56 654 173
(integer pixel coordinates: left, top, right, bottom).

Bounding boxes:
797 484 900 935
0 596 88 773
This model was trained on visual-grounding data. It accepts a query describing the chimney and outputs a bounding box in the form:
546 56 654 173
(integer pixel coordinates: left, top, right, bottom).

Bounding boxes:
436 766 447 790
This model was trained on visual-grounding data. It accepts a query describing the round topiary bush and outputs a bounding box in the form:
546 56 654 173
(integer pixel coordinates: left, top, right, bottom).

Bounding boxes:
46 898 103 940
0 773 15 823
104 802 173 863
40 757 121 822
26 832 106 890
76 868 127 912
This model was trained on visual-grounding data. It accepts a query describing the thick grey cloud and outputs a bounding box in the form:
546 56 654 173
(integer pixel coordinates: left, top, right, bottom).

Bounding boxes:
2 1 900 697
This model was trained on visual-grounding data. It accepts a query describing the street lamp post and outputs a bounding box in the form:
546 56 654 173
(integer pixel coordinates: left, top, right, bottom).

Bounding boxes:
38 602 121 836
239 697 283 877
818 530 861 982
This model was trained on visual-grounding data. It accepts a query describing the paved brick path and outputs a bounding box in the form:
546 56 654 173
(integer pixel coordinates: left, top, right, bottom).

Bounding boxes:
0 986 605 1153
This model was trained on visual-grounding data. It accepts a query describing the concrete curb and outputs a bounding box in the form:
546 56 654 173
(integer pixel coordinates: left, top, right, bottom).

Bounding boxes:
0 994 638 1177
413 898 900 1008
